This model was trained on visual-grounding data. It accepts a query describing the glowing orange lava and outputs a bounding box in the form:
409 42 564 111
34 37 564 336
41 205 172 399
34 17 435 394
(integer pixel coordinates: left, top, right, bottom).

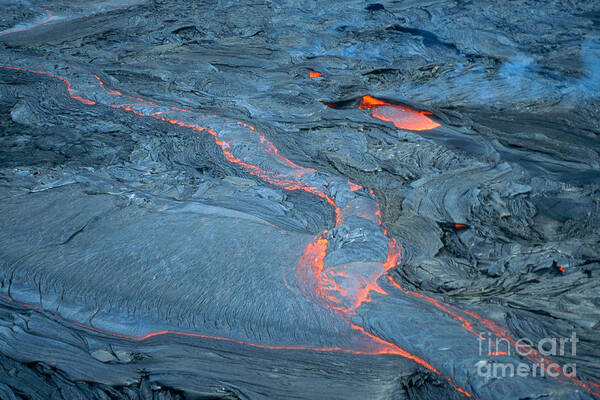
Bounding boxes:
358 95 441 131
388 276 483 339
348 181 362 191
461 308 599 396
309 71 322 78
0 9 53 37
3 63 599 399
0 65 95 105
387 267 600 397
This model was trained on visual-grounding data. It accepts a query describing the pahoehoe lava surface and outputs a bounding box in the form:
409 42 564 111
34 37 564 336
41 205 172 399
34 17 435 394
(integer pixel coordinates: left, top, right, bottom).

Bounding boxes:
1 1 599 399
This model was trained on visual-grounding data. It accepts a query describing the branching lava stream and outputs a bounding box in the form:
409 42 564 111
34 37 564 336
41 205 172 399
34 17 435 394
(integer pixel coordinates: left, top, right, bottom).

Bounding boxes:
0 56 597 400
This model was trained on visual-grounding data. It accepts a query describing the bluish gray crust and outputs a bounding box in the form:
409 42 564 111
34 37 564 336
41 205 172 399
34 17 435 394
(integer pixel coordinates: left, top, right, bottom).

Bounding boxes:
0 0 599 398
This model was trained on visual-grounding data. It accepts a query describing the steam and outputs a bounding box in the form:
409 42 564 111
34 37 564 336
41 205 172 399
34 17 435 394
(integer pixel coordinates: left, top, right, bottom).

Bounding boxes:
399 36 600 107
573 36 600 97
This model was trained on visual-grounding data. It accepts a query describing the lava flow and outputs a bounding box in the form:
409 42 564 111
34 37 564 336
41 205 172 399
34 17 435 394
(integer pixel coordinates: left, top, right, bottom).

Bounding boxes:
0 9 53 37
0 1 147 38
358 95 441 131
386 273 600 397
0 63 478 397
3 63 600 399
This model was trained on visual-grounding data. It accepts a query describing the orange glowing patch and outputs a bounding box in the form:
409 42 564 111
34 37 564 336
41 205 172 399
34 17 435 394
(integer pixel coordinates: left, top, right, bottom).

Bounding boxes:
309 71 322 78
358 95 391 109
558 266 565 273
456 387 473 398
348 181 362 191
358 95 440 131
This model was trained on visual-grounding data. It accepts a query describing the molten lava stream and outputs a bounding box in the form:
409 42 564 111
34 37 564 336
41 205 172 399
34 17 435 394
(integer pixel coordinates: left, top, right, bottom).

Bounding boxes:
0 5 596 397
295 232 478 397
14 63 600 399
0 1 148 40
386 274 600 397
90 71 595 399
0 9 53 37
461 308 600 396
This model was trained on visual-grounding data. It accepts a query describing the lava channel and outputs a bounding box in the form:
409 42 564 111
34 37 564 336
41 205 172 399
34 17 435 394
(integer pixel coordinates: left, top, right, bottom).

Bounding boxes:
3 62 599 399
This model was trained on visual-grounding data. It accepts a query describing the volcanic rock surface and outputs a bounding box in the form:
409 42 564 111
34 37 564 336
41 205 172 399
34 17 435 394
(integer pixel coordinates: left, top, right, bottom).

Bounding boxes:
0 1 599 399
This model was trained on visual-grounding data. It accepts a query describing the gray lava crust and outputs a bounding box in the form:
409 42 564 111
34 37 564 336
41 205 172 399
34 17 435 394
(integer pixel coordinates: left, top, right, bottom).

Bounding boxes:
0 0 599 399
